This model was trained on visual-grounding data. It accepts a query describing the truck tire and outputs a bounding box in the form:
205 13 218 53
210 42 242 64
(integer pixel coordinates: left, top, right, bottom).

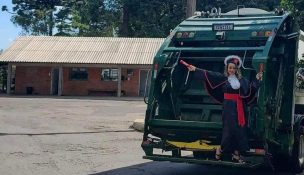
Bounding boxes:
272 154 289 172
291 126 304 173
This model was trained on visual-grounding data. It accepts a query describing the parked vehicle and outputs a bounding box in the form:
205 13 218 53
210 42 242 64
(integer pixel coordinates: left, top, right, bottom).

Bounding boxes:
141 7 304 173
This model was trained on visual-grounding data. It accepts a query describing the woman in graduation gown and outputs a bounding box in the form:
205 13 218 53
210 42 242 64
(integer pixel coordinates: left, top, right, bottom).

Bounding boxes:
181 55 263 163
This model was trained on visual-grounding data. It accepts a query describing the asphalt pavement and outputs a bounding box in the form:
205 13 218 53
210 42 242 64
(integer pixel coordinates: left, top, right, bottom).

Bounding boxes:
0 96 148 175
0 96 300 175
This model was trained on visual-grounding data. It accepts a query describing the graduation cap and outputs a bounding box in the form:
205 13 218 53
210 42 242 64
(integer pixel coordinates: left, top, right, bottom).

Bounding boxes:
224 55 242 68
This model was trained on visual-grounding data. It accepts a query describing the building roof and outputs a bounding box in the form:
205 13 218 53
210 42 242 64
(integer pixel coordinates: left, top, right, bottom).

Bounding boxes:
0 36 165 65
2 33 304 63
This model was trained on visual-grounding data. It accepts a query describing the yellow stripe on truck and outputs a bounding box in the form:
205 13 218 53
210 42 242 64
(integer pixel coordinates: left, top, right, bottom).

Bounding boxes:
167 140 219 151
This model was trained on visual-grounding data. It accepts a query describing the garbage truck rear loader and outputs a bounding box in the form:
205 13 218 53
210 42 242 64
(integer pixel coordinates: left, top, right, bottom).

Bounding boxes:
141 7 304 173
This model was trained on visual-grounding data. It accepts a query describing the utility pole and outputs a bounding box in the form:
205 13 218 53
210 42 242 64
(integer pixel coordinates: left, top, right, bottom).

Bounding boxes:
186 0 197 18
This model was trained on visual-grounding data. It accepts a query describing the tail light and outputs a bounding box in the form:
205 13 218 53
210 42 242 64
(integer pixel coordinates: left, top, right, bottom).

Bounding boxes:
251 31 272 37
249 149 265 155
176 32 196 38
153 64 158 79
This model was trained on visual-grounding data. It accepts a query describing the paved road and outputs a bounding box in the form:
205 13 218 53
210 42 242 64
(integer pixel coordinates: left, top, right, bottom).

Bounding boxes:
91 162 295 175
0 96 301 175
0 97 148 175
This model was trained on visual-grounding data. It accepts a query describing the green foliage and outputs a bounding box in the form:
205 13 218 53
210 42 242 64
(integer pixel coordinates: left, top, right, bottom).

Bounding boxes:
2 0 303 37
70 0 117 36
281 0 304 30
296 59 304 89
116 0 281 38
54 5 73 36
197 0 280 13
9 0 61 35
5 0 119 36
116 0 186 37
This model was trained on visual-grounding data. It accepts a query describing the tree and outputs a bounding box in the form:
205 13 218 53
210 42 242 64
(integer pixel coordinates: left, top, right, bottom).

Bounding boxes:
281 0 304 30
197 0 280 13
7 0 62 36
186 0 197 18
54 3 73 36
3 0 118 36
117 0 186 37
70 0 118 36
4 0 299 37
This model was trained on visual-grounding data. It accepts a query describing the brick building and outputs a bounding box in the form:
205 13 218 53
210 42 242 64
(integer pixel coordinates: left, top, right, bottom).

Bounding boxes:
0 36 164 97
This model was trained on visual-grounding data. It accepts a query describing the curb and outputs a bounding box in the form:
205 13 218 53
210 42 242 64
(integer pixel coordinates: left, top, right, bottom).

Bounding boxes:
131 119 144 132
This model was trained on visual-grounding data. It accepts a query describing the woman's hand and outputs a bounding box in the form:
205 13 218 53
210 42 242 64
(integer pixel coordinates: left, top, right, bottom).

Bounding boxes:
256 72 263 81
180 60 196 71
188 65 196 72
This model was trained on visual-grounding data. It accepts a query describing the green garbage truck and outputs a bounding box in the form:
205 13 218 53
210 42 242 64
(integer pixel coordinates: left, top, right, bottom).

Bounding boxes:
141 7 304 173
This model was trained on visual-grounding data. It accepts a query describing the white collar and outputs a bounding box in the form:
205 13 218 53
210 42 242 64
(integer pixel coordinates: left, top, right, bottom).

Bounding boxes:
228 75 240 89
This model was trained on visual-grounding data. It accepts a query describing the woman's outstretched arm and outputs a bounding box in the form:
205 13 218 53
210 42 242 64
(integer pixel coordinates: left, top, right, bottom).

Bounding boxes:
179 60 227 88
180 60 201 72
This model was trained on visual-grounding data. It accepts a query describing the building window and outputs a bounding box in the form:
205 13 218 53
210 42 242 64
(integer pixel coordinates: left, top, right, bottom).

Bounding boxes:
127 69 133 76
69 67 88 80
101 68 118 81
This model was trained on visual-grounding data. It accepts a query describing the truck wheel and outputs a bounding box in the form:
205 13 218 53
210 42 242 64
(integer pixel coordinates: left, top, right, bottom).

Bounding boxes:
272 154 289 172
291 126 304 173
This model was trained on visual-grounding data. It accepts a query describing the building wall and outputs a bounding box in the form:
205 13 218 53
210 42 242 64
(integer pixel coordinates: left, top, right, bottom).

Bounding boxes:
15 66 52 95
14 66 142 96
62 67 140 96
121 69 140 96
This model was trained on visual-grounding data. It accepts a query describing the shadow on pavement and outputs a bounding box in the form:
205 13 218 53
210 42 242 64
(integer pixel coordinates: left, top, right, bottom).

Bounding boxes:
0 94 144 101
90 161 297 175
0 129 135 136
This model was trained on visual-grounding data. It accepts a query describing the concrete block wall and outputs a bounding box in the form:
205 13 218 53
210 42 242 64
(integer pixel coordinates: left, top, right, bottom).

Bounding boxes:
121 69 140 96
62 67 117 96
61 67 140 96
15 66 52 95
14 66 141 96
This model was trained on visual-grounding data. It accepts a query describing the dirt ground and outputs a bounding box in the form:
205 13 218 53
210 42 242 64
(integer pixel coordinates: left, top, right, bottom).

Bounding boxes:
0 96 149 175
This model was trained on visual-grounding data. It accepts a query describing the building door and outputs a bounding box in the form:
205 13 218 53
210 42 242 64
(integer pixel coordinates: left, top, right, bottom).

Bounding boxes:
0 64 7 93
139 69 151 96
51 68 59 95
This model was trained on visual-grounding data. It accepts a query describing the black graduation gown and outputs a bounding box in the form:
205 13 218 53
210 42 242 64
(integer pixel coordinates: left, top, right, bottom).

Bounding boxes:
197 70 259 153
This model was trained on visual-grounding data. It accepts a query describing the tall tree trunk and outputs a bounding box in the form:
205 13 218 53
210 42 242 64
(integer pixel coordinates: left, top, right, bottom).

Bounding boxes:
49 11 53 36
186 0 196 18
121 3 129 36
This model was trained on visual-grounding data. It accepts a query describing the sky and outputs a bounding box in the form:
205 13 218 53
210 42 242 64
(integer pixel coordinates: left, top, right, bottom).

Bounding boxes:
0 0 22 50
0 1 303 58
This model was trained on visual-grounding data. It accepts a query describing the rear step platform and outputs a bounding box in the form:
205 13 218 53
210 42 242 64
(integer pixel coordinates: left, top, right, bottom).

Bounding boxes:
143 155 264 168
